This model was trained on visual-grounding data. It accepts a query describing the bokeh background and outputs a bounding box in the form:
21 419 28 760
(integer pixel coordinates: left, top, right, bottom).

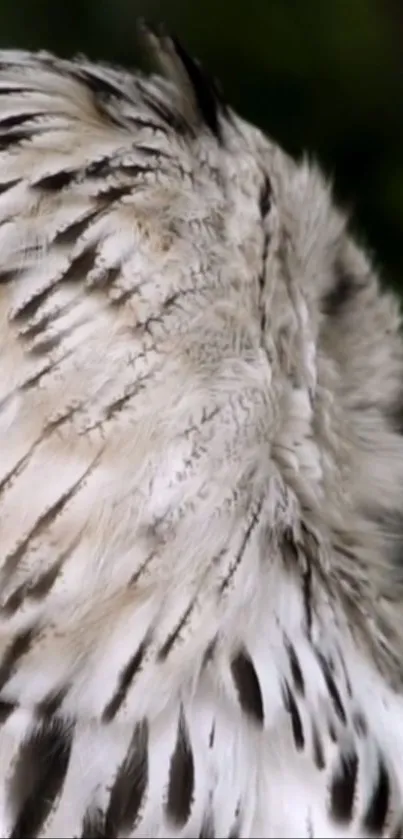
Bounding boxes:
0 0 402 292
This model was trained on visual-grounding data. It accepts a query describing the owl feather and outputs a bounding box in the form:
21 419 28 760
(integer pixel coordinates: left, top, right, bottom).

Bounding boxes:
0 25 402 838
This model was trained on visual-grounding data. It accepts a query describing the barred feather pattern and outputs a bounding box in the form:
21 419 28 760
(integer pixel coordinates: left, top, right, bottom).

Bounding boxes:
1 30 403 837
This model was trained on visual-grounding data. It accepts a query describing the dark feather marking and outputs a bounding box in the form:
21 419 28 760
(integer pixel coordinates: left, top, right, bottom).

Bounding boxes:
2 454 100 578
317 652 346 724
171 36 224 141
127 116 171 135
282 529 313 635
141 286 200 334
0 86 39 96
0 627 37 692
53 209 100 247
72 67 128 102
258 228 270 334
202 637 217 670
231 650 264 726
127 545 157 587
80 807 107 838
285 639 305 695
103 163 156 182
9 721 73 839
259 174 272 218
135 143 175 161
20 294 84 342
11 283 56 323
330 750 358 823
338 649 353 697
0 112 48 130
282 527 299 565
105 719 149 836
209 721 215 748
362 756 390 834
166 706 195 826
0 409 75 504
220 497 264 594
102 639 148 722
322 260 362 318
327 654 336 673
0 439 38 499
2 556 65 616
386 389 403 436
139 87 190 136
0 129 37 149
301 522 319 558
301 523 316 636
228 802 242 839
353 710 368 737
85 157 154 180
33 169 79 191
312 723 325 770
19 354 72 393
0 268 18 283
97 371 151 424
42 404 79 440
27 332 61 356
282 681 304 750
0 177 21 196
108 285 144 308
157 599 195 661
199 807 215 838
328 717 337 743
36 686 68 719
58 247 97 286
0 699 16 724
93 183 134 204
11 247 97 325
81 156 114 178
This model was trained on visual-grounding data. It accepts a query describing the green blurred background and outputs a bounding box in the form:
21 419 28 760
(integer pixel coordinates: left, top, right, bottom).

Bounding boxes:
0 0 402 292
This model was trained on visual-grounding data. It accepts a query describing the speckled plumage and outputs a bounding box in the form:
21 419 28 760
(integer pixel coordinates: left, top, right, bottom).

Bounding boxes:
0 25 403 837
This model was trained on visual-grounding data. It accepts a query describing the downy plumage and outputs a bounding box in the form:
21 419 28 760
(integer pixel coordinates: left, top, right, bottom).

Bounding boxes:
0 23 402 838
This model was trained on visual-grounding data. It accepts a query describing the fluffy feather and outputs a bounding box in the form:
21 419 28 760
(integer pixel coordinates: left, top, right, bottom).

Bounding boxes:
0 26 402 837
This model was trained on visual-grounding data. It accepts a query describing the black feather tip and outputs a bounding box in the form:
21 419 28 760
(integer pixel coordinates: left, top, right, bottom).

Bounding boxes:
137 19 228 142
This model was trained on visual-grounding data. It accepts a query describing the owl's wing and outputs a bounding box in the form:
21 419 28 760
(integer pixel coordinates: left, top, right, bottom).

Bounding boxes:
0 34 403 839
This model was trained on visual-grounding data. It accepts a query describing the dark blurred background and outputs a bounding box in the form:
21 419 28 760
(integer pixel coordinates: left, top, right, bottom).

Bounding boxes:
0 0 402 292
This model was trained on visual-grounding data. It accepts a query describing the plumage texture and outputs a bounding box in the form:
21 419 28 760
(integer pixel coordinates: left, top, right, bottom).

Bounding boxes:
0 25 403 837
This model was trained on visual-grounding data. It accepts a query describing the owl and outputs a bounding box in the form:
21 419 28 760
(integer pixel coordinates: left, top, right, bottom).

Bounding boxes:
0 21 403 838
